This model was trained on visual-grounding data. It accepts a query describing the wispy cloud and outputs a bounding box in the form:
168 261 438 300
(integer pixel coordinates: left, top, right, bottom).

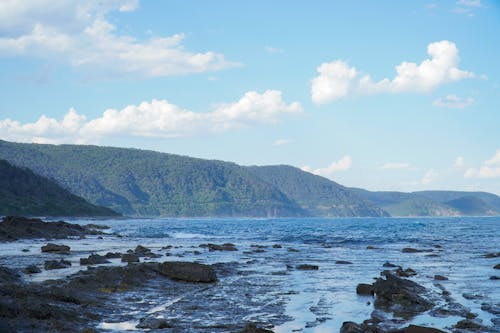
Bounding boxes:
310 40 474 104
464 150 500 178
302 156 352 178
433 95 474 109
422 169 438 185
273 139 295 146
0 1 238 78
454 156 464 168
265 46 284 54
453 0 482 16
0 90 301 144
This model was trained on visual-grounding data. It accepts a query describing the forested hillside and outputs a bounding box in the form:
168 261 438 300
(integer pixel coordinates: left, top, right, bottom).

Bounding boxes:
0 159 119 217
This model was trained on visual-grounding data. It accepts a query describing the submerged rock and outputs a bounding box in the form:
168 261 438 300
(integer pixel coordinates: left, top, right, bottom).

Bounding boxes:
296 264 319 270
402 247 425 253
156 261 217 283
200 243 238 251
434 275 448 281
335 260 353 265
104 252 122 259
238 323 274 333
483 252 500 258
23 265 41 274
41 243 70 254
136 317 171 329
44 259 71 270
80 254 111 266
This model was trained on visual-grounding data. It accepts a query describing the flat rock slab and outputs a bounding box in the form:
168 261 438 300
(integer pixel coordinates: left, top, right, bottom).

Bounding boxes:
156 261 217 283
0 216 100 241
41 243 70 254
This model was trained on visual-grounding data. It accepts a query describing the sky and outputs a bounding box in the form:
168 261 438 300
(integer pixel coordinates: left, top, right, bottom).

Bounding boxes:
0 0 499 194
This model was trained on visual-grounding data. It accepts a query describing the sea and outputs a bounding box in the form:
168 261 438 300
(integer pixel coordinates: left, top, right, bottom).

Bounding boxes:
1 217 499 332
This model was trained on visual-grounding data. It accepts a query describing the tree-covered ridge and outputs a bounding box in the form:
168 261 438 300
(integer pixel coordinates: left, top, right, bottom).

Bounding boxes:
0 159 119 217
351 188 500 217
0 141 306 217
247 165 388 217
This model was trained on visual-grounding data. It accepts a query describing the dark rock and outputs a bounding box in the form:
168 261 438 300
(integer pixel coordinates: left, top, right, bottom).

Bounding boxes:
406 324 446 333
395 268 417 277
23 264 41 274
454 319 483 330
85 224 110 230
104 252 122 259
44 259 71 270
366 245 377 250
238 323 274 333
335 260 353 265
272 244 282 248
481 303 500 315
483 252 500 258
21 249 29 252
156 261 217 282
373 273 434 315
402 247 424 253
41 243 70 254
287 247 299 252
490 275 500 280
494 264 500 269
356 283 374 296
121 253 139 263
383 262 399 268
0 266 20 284
200 243 238 251
340 322 364 333
80 254 111 265
0 216 100 242
296 264 319 270
136 317 171 329
434 275 448 281
463 293 483 300
134 245 152 255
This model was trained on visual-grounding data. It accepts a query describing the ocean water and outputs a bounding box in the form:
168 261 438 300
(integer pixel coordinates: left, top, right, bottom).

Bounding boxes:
1 217 499 332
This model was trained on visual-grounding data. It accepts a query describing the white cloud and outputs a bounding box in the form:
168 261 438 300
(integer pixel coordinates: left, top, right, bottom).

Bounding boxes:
381 162 410 170
465 150 500 178
0 90 301 144
311 40 475 104
265 46 284 54
433 95 474 109
273 139 295 146
0 1 237 78
454 156 464 168
301 156 352 178
422 169 438 185
457 0 481 7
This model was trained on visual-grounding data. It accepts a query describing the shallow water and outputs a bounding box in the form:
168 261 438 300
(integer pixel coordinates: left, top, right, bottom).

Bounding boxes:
1 217 499 332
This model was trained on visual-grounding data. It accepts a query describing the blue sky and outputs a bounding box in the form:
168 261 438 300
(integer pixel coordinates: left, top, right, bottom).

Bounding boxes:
0 0 499 194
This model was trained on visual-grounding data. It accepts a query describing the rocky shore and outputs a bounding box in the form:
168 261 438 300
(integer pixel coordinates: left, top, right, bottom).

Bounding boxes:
0 216 498 332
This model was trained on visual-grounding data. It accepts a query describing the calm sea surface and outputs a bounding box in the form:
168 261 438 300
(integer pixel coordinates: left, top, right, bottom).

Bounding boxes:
1 217 499 332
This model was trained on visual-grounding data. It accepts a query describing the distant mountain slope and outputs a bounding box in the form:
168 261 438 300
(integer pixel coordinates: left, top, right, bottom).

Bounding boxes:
0 159 119 217
0 140 305 217
351 188 500 217
248 165 388 217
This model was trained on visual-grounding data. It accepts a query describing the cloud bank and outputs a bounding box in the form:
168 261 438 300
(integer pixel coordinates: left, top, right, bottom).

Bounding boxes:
0 90 301 144
0 0 237 78
465 150 500 178
311 40 474 104
302 156 352 178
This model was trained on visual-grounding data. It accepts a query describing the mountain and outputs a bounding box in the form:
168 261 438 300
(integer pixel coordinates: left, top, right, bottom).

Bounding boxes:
0 140 386 218
247 165 388 217
0 159 119 217
351 188 500 217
